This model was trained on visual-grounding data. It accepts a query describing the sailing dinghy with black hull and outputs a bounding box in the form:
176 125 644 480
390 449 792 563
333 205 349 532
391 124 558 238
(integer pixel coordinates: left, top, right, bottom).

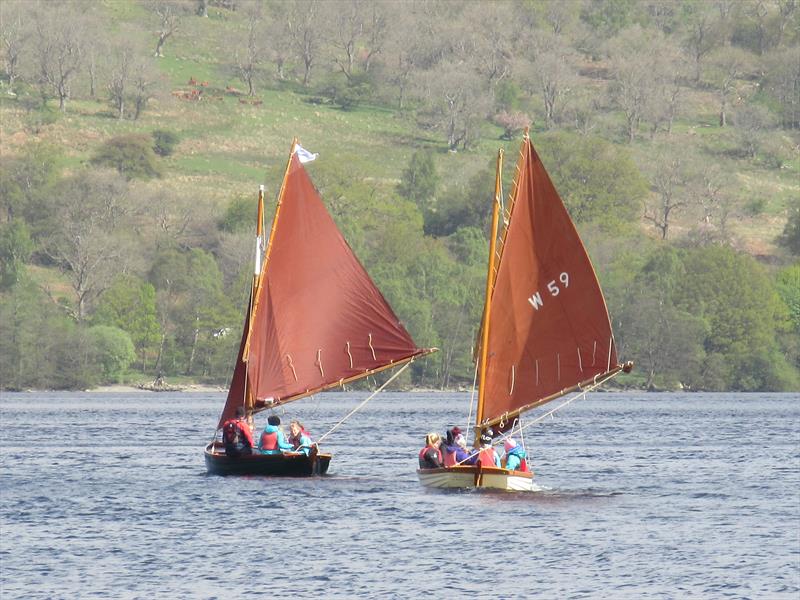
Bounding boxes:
417 130 632 491
206 140 435 477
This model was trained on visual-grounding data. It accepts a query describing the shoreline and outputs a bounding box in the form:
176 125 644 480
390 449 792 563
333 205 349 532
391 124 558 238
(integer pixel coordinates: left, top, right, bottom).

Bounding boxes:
87 383 227 393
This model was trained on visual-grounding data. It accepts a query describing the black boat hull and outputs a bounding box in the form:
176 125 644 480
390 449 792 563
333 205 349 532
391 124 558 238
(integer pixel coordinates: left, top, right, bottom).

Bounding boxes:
204 442 331 477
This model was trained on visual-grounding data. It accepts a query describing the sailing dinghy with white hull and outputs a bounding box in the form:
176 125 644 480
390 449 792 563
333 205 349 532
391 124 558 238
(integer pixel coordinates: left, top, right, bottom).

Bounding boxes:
417 131 632 491
206 140 435 477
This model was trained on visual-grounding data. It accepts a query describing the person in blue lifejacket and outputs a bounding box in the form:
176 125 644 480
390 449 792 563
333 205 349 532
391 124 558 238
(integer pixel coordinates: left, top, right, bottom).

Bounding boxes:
502 438 529 472
258 415 294 454
288 420 314 455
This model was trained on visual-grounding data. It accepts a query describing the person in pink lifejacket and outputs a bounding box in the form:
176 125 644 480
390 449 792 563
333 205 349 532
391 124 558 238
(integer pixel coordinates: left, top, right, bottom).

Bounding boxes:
476 428 501 467
258 415 294 454
441 427 475 467
418 432 444 469
501 438 529 472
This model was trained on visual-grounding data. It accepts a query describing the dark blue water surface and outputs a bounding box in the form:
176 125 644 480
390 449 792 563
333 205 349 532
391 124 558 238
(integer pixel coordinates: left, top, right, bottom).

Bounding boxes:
1 391 798 599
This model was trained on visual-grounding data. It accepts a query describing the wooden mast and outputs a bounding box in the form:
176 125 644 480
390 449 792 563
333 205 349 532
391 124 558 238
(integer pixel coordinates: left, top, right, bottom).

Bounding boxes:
243 184 265 422
243 138 298 361
475 148 504 437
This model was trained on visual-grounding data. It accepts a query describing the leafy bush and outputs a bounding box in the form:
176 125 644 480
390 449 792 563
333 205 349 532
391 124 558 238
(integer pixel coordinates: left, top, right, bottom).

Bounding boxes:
87 325 136 383
152 130 180 157
91 134 162 180
219 196 255 233
778 206 800 255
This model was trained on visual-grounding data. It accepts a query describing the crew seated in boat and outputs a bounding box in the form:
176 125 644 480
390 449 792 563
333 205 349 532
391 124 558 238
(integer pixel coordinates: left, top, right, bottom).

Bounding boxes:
288 420 314 456
258 415 294 454
476 428 501 467
418 432 444 468
502 438 529 472
441 427 474 467
221 406 255 457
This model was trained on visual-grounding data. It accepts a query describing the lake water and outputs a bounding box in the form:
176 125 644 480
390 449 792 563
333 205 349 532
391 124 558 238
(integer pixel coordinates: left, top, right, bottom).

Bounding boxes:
0 391 798 599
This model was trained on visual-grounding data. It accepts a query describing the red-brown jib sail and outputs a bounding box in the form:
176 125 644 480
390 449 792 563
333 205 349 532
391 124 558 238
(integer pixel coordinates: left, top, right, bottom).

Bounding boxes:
477 134 625 432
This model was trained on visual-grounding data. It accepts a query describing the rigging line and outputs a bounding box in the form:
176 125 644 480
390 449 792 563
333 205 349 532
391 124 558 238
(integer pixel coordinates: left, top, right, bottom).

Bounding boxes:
466 356 479 444
315 359 413 445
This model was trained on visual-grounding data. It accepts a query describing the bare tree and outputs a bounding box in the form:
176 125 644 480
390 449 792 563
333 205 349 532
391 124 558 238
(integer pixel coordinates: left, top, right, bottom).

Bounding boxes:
682 3 722 83
34 5 86 112
749 0 770 55
567 88 603 136
323 0 363 81
234 1 266 95
692 165 735 244
762 46 800 129
606 26 679 143
606 26 654 142
733 103 774 159
261 1 291 81
43 169 134 321
285 0 323 85
705 46 752 127
644 147 693 240
774 0 798 48
151 0 181 58
645 55 685 137
465 2 514 99
518 32 579 129
0 0 31 96
416 59 489 151
381 2 453 109
130 59 161 120
108 44 134 120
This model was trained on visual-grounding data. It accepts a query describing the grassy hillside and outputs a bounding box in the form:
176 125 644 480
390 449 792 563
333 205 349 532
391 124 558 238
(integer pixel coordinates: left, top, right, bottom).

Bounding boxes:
1 2 797 260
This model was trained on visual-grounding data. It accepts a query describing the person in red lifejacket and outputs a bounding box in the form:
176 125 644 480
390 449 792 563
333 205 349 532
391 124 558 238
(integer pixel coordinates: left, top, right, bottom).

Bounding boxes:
221 406 255 457
418 432 444 469
476 428 501 468
258 415 294 454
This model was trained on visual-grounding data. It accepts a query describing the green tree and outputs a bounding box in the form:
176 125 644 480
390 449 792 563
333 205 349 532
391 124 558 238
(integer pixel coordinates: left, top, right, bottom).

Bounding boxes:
775 263 800 373
149 247 236 378
0 143 61 226
778 205 800 255
616 247 707 389
94 275 161 371
0 219 33 289
536 132 647 228
397 150 438 213
86 325 136 383
678 246 798 391
426 161 494 237
0 276 94 390
91 134 162 180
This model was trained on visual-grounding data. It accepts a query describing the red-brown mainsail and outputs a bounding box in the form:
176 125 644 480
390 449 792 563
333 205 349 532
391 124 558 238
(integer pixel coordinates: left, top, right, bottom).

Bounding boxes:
476 133 628 433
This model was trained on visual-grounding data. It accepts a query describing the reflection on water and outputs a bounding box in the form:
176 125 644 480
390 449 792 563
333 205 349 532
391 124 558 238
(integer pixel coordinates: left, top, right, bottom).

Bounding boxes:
1 392 798 598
